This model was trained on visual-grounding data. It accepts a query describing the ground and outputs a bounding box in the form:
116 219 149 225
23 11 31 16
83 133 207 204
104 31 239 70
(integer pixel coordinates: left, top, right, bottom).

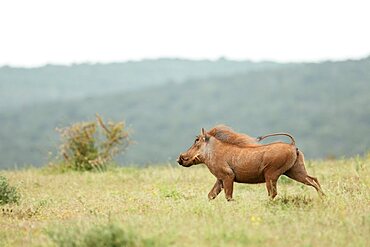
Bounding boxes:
0 156 369 246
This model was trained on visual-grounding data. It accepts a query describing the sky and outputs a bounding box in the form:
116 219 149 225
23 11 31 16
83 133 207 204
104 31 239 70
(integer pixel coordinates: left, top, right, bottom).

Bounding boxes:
0 0 369 67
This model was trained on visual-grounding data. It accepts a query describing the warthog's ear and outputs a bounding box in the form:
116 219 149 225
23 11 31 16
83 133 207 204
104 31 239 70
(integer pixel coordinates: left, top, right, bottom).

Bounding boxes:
201 128 210 142
201 128 206 136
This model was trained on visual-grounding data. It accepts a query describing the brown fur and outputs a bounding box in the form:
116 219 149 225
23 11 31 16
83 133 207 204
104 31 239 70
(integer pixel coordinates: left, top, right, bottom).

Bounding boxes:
177 125 324 201
208 125 257 147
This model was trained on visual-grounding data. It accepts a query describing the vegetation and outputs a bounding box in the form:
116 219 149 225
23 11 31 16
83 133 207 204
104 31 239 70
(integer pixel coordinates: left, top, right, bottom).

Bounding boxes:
0 58 282 113
1 55 368 246
47 222 158 247
55 114 131 171
1 57 369 167
0 156 369 246
0 175 20 205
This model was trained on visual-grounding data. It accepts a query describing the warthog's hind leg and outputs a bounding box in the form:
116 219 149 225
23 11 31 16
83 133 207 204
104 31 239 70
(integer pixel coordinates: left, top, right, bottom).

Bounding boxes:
208 179 223 200
284 151 325 196
284 170 325 196
305 175 325 196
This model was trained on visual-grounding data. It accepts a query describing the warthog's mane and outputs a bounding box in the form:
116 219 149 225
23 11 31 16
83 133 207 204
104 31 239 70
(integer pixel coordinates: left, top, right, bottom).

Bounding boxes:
207 125 257 147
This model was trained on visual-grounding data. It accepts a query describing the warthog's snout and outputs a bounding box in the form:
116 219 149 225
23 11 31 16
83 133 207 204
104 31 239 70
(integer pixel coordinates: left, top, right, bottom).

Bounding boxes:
177 154 189 166
177 157 182 165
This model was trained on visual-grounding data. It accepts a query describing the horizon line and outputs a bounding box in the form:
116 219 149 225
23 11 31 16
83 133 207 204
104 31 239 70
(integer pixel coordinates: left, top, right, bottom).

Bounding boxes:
1 54 369 69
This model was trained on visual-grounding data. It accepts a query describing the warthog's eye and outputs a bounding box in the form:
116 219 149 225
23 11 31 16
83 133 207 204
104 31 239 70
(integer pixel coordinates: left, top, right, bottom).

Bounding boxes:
194 136 200 144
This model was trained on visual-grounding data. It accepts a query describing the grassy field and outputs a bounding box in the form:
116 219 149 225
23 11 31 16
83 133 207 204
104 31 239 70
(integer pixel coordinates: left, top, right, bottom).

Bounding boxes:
0 156 369 247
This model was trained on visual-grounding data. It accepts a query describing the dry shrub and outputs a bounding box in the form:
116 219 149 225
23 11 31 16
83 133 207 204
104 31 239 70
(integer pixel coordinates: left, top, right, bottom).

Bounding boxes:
56 114 131 171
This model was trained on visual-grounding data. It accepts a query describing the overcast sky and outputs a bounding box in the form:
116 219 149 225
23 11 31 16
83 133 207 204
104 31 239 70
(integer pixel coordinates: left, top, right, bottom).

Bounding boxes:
0 0 369 67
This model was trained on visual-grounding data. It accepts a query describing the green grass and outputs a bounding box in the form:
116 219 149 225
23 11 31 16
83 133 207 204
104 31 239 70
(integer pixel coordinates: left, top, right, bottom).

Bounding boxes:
0 157 369 247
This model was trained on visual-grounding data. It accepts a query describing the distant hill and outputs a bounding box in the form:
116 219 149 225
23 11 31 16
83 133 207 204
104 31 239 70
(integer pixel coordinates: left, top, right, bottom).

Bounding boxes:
0 58 283 113
0 57 369 168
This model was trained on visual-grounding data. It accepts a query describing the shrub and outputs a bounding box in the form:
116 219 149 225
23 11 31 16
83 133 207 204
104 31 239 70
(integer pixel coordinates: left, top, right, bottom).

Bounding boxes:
47 222 159 247
57 114 131 171
0 176 20 205
83 223 139 247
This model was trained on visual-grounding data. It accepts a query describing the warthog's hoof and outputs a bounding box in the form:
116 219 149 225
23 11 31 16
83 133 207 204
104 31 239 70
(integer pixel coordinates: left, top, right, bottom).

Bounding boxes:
208 193 217 200
226 197 235 202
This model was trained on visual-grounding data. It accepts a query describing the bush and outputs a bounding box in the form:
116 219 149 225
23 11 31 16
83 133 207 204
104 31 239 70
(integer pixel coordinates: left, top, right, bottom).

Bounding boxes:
83 223 140 247
47 222 159 247
0 176 20 205
57 114 131 171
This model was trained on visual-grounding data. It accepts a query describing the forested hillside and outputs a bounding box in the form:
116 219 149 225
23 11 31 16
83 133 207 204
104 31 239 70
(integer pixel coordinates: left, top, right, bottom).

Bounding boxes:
0 58 281 112
0 57 369 167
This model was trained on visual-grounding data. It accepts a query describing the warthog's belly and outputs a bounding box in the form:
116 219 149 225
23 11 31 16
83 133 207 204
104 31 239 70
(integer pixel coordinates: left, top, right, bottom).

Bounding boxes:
233 168 266 184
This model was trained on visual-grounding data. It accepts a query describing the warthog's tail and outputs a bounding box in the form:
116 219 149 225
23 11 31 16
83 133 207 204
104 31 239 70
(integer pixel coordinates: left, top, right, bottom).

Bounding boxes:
256 133 296 145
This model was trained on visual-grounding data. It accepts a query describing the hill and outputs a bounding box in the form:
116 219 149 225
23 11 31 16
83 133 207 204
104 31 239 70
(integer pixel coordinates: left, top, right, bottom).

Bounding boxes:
0 58 282 113
0 57 370 167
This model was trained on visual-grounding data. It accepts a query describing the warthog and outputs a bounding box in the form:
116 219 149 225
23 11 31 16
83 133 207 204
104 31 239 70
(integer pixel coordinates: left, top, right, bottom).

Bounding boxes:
177 125 324 201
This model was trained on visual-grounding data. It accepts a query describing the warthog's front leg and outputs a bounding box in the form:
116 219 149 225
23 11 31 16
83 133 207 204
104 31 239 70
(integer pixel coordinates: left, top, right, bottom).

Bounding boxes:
223 176 235 201
208 179 223 200
222 169 235 201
